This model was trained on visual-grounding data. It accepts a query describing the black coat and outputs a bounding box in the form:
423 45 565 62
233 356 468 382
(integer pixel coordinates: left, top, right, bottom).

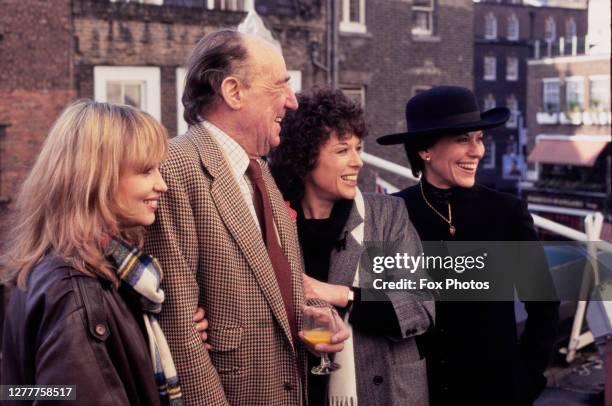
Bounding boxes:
394 183 559 406
1 255 161 406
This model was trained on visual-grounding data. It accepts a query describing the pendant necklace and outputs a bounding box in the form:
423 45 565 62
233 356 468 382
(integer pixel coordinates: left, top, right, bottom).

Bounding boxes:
419 181 456 236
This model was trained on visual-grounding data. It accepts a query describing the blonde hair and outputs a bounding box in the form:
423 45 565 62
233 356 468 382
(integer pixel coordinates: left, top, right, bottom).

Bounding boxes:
1 100 168 288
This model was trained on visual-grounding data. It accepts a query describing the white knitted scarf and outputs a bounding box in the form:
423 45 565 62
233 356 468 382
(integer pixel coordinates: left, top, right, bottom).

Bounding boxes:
328 190 365 406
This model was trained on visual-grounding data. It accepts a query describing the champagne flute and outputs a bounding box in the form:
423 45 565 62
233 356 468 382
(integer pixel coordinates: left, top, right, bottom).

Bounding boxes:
302 304 341 375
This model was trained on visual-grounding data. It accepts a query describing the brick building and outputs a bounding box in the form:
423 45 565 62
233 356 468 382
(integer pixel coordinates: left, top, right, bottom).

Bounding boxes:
522 0 611 240
344 0 475 191
1 0 476 221
0 0 77 230
473 0 587 193
0 0 326 224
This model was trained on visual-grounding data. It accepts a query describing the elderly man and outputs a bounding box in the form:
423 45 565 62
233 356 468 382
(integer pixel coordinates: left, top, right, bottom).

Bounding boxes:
145 30 346 405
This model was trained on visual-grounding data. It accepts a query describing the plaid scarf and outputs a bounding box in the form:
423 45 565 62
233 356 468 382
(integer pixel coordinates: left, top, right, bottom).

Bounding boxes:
105 236 184 406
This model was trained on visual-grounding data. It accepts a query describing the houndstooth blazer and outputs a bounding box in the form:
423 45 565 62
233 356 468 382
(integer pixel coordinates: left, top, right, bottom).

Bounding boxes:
144 123 307 406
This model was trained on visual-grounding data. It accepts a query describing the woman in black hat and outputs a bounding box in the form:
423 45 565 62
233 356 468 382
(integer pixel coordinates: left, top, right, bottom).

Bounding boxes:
377 86 559 406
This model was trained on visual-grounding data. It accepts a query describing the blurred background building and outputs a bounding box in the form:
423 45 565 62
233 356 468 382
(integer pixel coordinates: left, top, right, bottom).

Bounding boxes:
0 0 476 232
473 0 588 194
522 0 610 239
1 2 610 252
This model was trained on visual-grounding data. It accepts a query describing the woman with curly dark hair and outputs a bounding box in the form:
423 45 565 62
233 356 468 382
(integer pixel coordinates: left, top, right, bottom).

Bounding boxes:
270 88 433 406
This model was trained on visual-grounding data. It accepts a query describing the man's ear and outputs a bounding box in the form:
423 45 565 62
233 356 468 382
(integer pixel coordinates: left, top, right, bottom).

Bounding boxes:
219 76 243 110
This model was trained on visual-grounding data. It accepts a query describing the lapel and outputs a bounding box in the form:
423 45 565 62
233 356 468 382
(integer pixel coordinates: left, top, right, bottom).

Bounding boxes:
188 124 294 348
328 190 366 287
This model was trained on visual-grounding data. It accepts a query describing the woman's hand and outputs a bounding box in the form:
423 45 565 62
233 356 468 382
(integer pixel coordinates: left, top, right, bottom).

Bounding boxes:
193 307 212 350
303 274 350 308
298 306 351 356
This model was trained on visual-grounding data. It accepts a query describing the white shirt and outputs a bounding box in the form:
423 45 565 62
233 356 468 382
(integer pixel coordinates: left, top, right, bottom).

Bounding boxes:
202 121 261 231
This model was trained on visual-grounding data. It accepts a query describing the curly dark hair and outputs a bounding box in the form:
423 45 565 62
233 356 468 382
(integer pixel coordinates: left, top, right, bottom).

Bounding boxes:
182 30 250 125
269 88 368 202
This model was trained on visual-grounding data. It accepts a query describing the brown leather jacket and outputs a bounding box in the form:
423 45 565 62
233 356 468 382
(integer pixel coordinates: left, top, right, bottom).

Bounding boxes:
1 255 161 405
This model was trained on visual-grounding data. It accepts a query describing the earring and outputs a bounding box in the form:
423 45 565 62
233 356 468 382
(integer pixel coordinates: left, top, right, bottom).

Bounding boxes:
425 156 431 161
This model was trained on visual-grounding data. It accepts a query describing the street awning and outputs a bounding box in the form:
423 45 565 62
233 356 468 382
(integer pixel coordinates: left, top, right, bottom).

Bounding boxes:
527 136 610 167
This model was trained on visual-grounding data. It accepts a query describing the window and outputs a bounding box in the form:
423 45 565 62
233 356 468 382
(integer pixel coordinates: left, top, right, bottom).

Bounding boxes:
341 86 366 107
94 66 161 120
484 56 496 81
565 77 584 111
483 94 496 111
505 94 519 128
340 0 366 34
544 17 556 42
542 78 560 112
482 136 496 170
288 70 302 94
506 135 518 154
176 67 187 136
412 0 435 36
484 13 497 40
506 57 519 81
106 81 144 108
507 14 519 40
565 18 577 40
206 0 252 11
589 76 610 111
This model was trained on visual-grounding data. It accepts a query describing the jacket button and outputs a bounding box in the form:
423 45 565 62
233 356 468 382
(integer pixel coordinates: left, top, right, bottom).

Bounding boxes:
283 382 293 391
95 324 107 336
373 375 383 385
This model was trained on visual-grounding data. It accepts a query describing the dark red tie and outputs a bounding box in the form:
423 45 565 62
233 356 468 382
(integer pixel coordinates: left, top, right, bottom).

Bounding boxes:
246 159 297 343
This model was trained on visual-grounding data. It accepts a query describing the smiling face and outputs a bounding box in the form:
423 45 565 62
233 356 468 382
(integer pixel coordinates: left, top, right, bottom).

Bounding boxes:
304 132 364 205
116 164 168 227
419 131 484 189
239 38 299 157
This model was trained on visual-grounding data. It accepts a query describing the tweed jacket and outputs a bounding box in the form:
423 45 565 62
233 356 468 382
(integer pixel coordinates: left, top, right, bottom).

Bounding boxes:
144 124 307 406
327 191 434 406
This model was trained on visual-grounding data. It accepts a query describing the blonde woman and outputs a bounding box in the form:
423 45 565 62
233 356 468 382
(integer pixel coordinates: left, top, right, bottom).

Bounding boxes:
1 101 185 405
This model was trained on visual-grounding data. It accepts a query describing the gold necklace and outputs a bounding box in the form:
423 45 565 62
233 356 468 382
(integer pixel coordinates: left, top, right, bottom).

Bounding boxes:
419 181 456 236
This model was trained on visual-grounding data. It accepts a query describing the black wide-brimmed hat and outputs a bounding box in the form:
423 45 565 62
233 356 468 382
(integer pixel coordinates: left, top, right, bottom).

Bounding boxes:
376 86 510 146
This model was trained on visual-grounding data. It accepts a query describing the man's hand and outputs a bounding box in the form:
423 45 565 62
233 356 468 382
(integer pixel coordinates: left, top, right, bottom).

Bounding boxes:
193 307 212 350
303 274 350 308
298 306 350 356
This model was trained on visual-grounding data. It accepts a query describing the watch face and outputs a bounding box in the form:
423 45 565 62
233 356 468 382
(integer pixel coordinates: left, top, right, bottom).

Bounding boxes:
348 288 355 302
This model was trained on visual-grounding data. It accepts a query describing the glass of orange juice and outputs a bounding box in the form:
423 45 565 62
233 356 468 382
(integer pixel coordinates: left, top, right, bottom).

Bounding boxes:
302 305 341 375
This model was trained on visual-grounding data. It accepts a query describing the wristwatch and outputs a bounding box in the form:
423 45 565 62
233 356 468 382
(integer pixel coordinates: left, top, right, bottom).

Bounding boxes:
346 288 355 307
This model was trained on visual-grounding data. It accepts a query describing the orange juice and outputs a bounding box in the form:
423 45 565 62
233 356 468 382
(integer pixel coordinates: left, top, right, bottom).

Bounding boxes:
303 329 333 345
